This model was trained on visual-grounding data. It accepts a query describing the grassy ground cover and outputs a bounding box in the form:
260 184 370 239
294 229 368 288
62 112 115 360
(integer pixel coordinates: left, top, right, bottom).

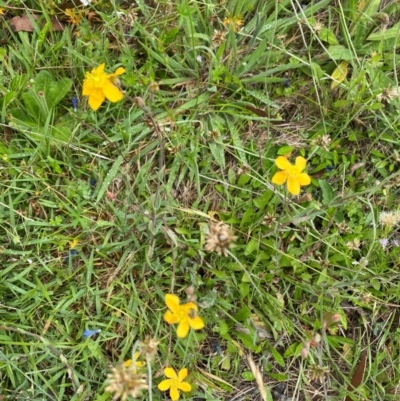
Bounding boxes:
1 0 400 400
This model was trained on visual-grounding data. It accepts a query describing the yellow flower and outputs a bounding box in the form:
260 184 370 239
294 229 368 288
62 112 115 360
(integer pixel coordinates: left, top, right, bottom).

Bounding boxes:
163 294 204 338
158 367 192 401
223 16 243 32
69 238 79 249
271 156 311 195
0 8 5 15
124 352 145 369
65 9 83 25
82 63 125 111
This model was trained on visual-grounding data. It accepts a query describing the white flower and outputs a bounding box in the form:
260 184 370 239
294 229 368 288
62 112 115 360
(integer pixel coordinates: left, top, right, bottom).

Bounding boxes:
80 0 92 6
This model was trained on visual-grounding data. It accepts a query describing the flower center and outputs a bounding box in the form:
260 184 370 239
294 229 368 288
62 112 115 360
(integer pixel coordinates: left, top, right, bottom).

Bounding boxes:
287 166 299 177
171 378 179 388
176 308 188 321
86 72 107 89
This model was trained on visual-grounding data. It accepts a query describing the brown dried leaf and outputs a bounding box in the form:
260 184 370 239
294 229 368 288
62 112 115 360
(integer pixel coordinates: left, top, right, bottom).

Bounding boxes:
86 11 100 22
51 18 64 32
9 14 38 32
244 105 268 117
345 352 367 401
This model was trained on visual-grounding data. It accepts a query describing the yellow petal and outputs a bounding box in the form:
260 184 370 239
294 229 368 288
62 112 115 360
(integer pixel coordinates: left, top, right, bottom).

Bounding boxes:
178 382 192 392
88 89 105 111
184 302 198 311
165 294 180 312
177 320 190 338
93 63 106 75
158 379 172 391
271 171 288 185
124 359 132 367
189 315 204 331
164 310 179 325
112 67 126 76
287 177 300 195
295 156 307 172
275 156 291 170
164 367 177 379
134 352 145 367
298 173 311 186
103 80 123 103
170 386 180 401
82 80 92 96
178 368 188 381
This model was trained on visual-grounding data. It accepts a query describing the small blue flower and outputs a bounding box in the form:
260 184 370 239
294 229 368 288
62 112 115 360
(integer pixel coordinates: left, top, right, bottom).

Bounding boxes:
210 339 223 356
391 239 399 247
89 178 97 187
326 165 334 172
379 238 389 249
82 329 101 338
64 249 79 264
71 97 78 112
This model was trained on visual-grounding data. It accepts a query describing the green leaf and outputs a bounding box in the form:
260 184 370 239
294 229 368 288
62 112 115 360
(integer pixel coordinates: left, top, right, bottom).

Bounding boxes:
371 278 380 291
318 179 334 204
372 22 400 40
209 142 225 168
22 91 47 124
278 146 294 155
47 78 72 109
238 174 251 187
328 45 353 61
221 355 231 370
241 371 255 381
219 320 229 336
34 70 72 109
237 39 268 76
95 156 125 204
269 373 288 381
318 27 339 45
234 306 251 322
253 190 273 209
311 62 324 80
235 332 260 352
240 208 255 228
284 342 301 358
269 346 285 367
239 282 250 296
246 89 280 109
47 156 62 174
245 238 259 255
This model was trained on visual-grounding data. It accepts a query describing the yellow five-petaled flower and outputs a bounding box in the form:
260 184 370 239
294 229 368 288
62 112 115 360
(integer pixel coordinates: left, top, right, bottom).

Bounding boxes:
124 352 145 369
271 156 311 195
163 294 204 338
82 63 125 111
158 367 191 401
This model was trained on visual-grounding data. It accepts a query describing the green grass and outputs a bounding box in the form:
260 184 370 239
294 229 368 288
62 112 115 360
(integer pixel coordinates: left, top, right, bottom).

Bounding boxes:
1 0 400 400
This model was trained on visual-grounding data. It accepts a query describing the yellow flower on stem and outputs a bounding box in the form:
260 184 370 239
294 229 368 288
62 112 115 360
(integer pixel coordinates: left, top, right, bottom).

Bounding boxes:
82 63 125 111
271 156 311 195
223 16 243 32
158 367 192 401
124 352 145 369
163 294 204 338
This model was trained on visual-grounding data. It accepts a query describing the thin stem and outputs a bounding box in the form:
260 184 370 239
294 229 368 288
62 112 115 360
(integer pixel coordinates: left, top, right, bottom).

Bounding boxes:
147 355 153 401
